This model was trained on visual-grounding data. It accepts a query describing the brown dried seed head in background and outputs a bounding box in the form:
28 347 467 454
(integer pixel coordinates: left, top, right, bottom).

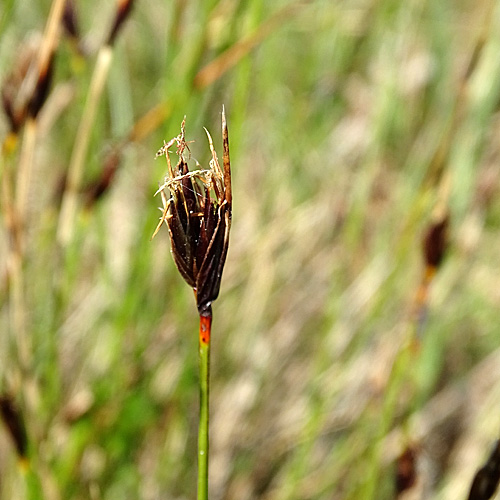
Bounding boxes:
423 214 449 269
395 445 418 497
0 395 28 459
1 34 54 132
83 148 121 208
27 54 54 120
107 0 135 46
153 110 231 317
1 38 38 133
62 0 80 40
467 440 500 500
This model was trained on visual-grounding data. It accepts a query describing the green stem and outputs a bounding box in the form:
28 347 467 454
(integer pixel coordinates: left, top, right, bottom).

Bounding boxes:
57 45 113 246
198 314 211 500
361 333 414 500
22 461 44 500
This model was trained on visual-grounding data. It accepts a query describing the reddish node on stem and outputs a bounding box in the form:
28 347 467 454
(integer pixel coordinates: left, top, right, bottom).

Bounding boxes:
199 314 212 345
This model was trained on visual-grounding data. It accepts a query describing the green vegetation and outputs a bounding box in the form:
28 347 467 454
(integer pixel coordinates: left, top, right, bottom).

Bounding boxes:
1 0 500 499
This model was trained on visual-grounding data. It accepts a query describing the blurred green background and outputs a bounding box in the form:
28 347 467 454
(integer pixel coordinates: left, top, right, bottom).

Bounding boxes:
1 0 500 499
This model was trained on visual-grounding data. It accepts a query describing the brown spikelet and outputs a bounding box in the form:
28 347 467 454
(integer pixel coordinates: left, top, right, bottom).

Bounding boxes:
107 0 135 46
1 35 54 131
27 52 54 120
83 149 120 208
467 441 500 500
395 445 418 497
1 39 37 133
62 0 80 40
423 213 449 269
2 86 23 134
153 109 231 317
0 395 28 459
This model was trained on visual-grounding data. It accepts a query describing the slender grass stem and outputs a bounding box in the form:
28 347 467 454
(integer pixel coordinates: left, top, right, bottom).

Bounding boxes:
361 332 415 500
21 461 44 500
57 45 113 246
198 314 211 500
16 118 37 235
0 148 30 372
193 2 306 90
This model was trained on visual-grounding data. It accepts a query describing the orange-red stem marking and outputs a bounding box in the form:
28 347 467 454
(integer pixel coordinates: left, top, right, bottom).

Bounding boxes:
199 315 212 345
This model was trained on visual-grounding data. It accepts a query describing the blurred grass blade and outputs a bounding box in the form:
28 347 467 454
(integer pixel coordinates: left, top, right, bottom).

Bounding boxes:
194 1 310 89
57 45 113 246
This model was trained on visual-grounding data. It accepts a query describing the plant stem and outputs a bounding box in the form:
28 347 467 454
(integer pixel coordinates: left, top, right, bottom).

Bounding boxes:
198 313 211 500
57 45 113 246
361 333 414 500
21 461 44 500
16 117 37 226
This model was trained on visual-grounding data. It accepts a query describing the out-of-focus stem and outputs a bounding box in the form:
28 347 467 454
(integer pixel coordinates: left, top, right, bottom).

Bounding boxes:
198 314 211 500
16 118 37 229
1 150 30 371
37 0 65 85
193 2 306 90
361 333 414 500
57 45 113 246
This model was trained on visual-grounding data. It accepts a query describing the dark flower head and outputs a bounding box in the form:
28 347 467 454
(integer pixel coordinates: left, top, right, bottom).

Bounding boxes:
0 395 28 460
153 109 231 317
422 213 448 270
467 440 500 500
62 0 80 40
1 34 54 134
107 0 135 47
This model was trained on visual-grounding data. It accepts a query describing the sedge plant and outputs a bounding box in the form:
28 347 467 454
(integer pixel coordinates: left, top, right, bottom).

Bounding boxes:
152 109 231 499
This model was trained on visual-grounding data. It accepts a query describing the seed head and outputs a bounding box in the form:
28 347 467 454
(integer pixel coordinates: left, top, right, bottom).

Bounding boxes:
395 445 418 496
467 440 500 500
1 34 54 133
0 395 28 460
62 0 80 40
153 109 231 317
107 0 135 47
83 148 120 208
422 213 449 269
